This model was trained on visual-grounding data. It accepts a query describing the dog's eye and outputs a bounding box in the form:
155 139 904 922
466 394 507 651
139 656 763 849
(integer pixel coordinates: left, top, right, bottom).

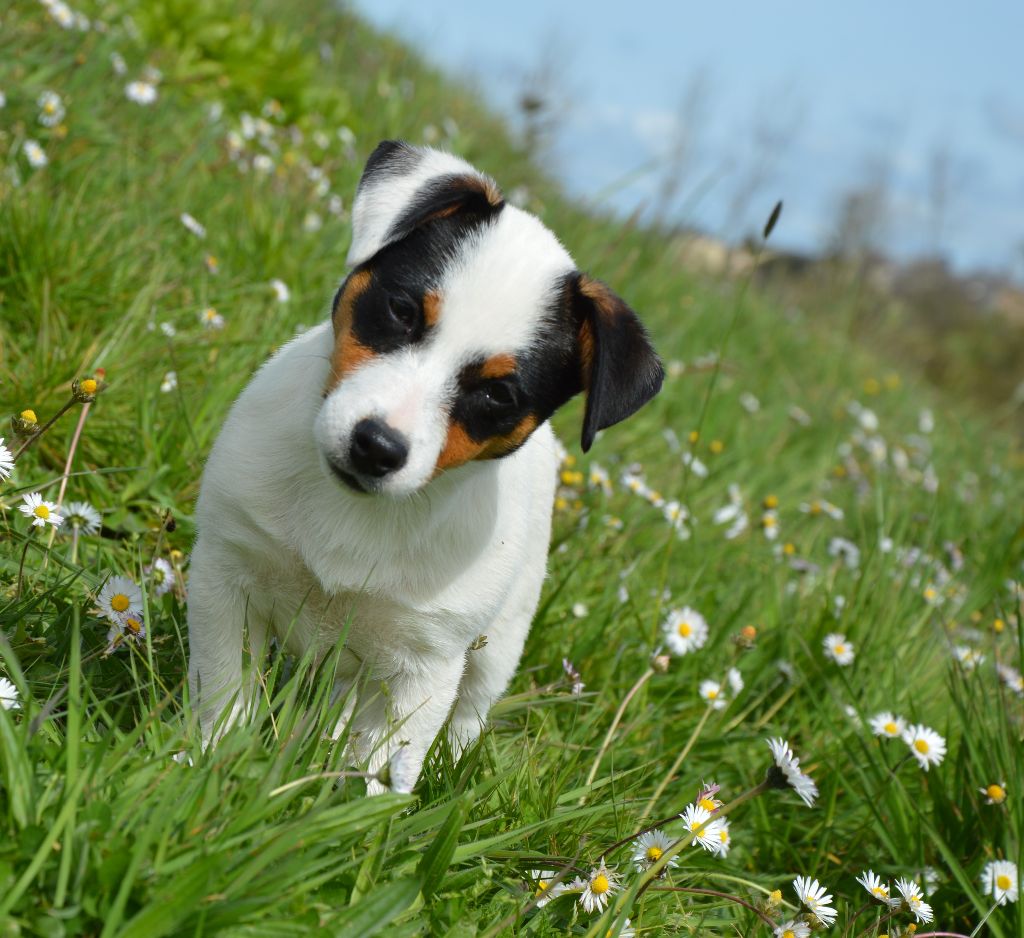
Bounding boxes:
475 381 518 412
386 294 420 332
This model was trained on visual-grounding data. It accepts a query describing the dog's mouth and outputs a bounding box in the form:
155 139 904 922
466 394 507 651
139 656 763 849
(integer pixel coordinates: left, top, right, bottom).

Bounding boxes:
325 457 372 495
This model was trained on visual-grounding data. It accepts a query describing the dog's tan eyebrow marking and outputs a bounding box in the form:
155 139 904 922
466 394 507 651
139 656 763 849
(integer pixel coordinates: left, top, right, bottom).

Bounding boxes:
423 289 442 328
479 353 517 380
326 269 375 393
433 412 538 474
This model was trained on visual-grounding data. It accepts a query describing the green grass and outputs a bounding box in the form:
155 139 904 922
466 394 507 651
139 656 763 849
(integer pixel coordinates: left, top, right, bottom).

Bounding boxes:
1 0 1023 935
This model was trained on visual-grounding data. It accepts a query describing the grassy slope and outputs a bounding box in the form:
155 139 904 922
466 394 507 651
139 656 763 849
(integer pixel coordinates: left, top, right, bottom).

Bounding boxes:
1 1 1022 936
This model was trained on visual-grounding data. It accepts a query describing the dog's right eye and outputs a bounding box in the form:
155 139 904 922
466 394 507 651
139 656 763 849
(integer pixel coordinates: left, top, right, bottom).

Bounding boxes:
386 294 420 333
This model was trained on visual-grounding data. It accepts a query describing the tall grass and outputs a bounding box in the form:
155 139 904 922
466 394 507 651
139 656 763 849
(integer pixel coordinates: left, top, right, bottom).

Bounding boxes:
0 0 1021 935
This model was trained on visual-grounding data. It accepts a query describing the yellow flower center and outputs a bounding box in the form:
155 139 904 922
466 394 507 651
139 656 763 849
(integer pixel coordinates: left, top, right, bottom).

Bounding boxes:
81 378 97 394
706 687 719 699
204 308 217 320
698 797 716 811
591 874 609 895
764 494 778 509
678 622 692 637
124 617 142 634
834 644 846 655
993 618 1005 632
996 874 1011 890
689 819 702 832
884 721 897 734
111 593 130 613
768 890 782 906
763 514 777 527
688 430 699 444
709 439 724 454
646 846 662 861
718 830 728 842
44 101 57 114
810 501 821 515
924 587 936 600
535 881 548 895
33 504 50 519
986 784 1005 802
783 542 796 555
783 931 795 938
21 409 38 423
872 886 888 897
914 739 930 754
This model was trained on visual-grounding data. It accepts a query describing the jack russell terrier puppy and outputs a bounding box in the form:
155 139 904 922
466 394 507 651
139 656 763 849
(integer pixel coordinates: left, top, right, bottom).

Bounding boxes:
187 140 663 792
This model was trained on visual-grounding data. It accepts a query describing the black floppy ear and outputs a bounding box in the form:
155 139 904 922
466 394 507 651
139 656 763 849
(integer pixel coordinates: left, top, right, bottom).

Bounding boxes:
570 274 664 452
346 140 503 267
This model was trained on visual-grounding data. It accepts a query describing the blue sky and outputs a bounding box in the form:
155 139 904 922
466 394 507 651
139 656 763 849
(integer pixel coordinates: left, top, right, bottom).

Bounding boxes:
352 0 1024 274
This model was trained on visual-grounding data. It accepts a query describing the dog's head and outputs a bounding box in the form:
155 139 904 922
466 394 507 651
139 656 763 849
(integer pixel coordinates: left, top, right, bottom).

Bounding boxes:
315 140 663 496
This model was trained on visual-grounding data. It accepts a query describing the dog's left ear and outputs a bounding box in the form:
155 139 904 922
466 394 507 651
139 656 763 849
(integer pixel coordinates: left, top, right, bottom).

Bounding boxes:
346 140 504 267
568 274 664 452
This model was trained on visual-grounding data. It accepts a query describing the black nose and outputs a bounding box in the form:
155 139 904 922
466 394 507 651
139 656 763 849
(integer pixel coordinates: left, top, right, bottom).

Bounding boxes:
349 418 409 478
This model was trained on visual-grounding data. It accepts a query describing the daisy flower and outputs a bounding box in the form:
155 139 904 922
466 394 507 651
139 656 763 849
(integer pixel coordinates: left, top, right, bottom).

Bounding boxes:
699 678 727 710
822 633 855 666
680 803 726 855
953 645 984 670
110 51 127 75
712 818 732 856
579 864 619 914
0 437 14 480
760 510 780 540
996 662 1023 696
979 781 1007 805
19 492 63 528
869 712 905 738
793 875 837 928
160 371 178 393
96 575 143 622
662 606 709 656
253 153 274 174
0 677 20 711
902 724 946 770
46 1 75 28
125 80 157 105
145 557 175 597
774 921 810 938
562 658 584 696
63 501 100 534
856 870 900 908
895 877 934 923
180 212 206 238
269 278 290 302
766 737 818 807
981 860 1018 905
106 611 146 652
37 90 65 127
828 537 861 569
528 870 566 908
630 829 678 871
23 140 48 169
199 307 224 329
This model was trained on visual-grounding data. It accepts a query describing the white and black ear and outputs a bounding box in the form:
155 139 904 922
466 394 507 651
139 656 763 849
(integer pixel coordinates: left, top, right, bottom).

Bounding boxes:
346 140 504 267
569 274 664 452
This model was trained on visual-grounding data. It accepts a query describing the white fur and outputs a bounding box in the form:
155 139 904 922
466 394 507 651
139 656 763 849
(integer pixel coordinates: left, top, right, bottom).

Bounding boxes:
188 323 561 791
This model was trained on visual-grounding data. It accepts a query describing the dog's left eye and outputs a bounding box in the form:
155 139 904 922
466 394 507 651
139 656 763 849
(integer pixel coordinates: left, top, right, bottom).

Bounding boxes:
386 294 420 332
474 381 518 412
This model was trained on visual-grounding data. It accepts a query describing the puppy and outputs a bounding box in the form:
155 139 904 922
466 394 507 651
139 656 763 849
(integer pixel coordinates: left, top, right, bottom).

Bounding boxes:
187 141 663 792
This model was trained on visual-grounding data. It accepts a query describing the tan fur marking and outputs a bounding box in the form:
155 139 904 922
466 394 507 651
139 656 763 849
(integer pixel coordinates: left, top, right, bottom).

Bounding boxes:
479 353 517 379
423 290 442 328
434 413 538 474
578 318 596 389
326 270 374 392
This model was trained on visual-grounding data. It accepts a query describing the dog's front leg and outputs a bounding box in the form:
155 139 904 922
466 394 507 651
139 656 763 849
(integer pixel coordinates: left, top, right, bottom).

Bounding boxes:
340 653 467 795
186 536 267 746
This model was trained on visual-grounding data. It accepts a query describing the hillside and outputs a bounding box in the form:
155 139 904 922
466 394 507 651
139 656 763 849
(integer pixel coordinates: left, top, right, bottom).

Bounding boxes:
1 1 1021 935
